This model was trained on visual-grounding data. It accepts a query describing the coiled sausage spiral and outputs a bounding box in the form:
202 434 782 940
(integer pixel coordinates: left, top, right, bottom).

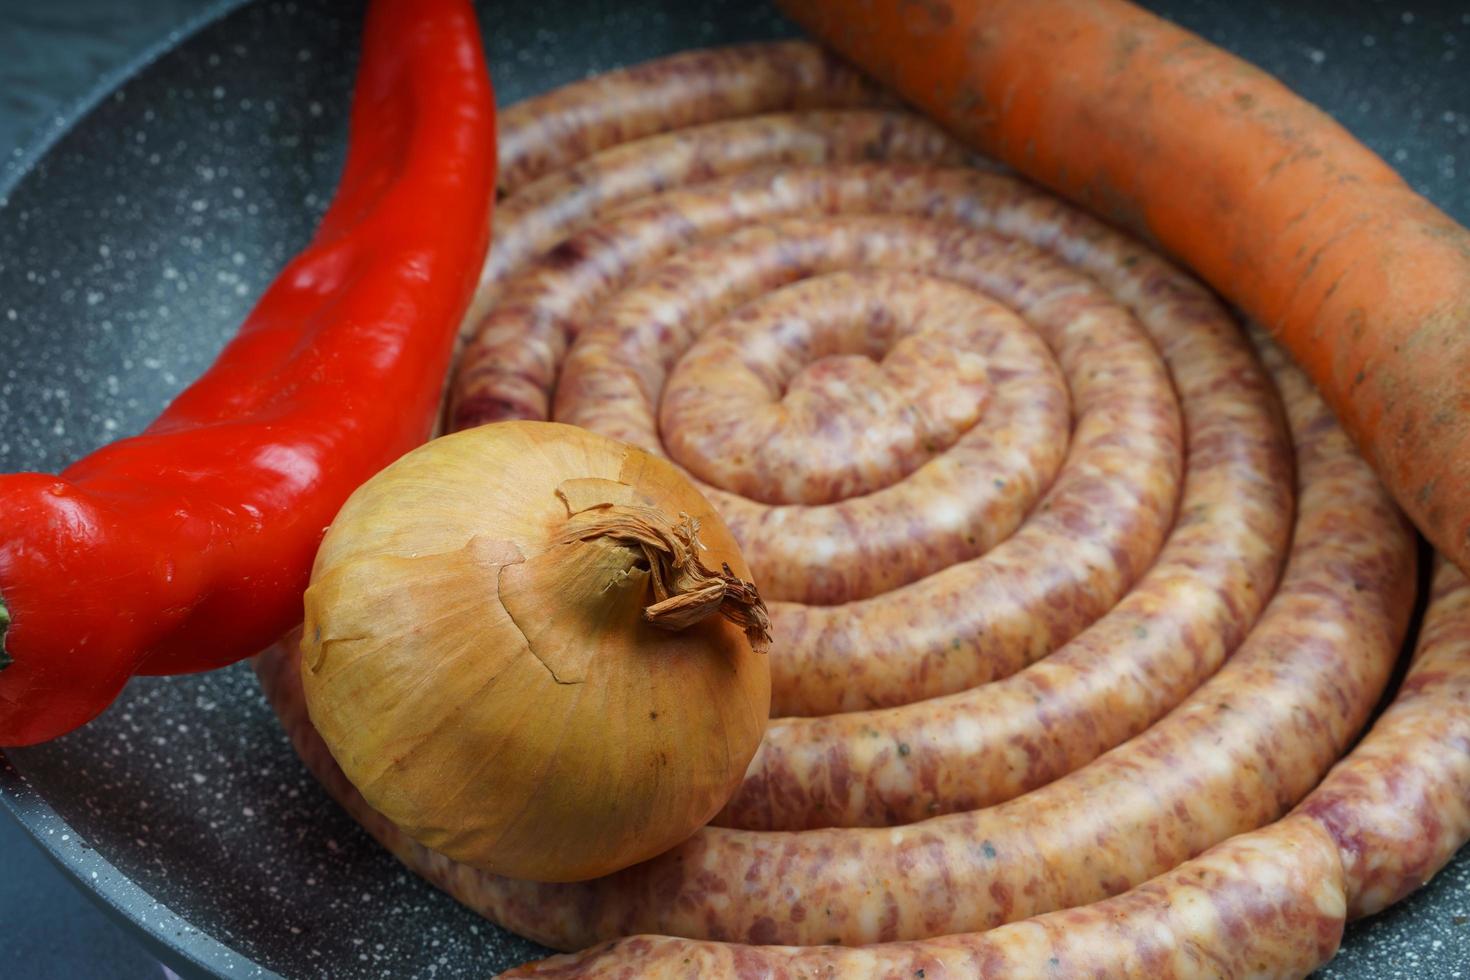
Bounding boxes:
252 42 1470 978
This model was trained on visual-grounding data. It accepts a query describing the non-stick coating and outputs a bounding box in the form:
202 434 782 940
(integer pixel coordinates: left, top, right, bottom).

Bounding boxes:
1 1 1467 977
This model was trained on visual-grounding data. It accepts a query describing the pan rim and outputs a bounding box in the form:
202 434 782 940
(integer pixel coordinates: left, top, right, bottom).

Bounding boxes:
0 751 277 979
0 0 248 205
0 5 267 976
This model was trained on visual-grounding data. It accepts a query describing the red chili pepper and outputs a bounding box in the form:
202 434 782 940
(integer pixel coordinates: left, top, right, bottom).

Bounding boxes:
0 0 497 746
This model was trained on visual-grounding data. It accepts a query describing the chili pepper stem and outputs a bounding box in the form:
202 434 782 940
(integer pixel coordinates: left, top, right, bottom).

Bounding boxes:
0 593 11 670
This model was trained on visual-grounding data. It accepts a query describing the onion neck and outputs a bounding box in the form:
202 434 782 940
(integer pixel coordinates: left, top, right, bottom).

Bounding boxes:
555 504 771 652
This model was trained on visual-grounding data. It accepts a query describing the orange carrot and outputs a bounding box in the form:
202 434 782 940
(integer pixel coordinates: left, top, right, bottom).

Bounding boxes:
778 0 1470 576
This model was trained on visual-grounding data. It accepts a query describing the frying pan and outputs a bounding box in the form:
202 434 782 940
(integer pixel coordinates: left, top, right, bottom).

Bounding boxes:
1 1 1466 977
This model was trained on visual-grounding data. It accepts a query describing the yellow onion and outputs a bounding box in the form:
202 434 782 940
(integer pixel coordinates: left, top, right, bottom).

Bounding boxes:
299 421 771 882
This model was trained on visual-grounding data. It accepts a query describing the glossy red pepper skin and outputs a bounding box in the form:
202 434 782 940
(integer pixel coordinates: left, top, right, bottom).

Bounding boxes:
0 0 497 746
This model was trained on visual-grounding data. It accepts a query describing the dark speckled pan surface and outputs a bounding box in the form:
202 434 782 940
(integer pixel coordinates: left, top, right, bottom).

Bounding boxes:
0 1 1466 977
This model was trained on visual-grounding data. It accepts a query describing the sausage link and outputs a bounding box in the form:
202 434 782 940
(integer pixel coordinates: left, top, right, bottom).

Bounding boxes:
496 42 892 195
255 336 1412 951
1296 558 1470 917
498 816 1345 979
